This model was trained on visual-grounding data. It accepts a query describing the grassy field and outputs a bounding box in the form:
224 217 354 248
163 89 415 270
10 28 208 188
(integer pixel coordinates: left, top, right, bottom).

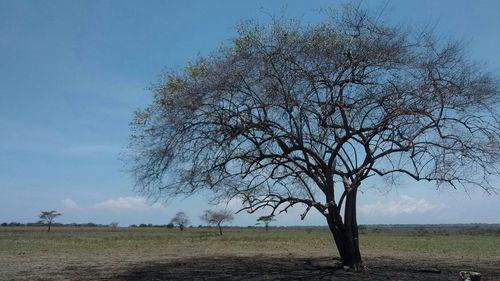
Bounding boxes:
1 226 499 280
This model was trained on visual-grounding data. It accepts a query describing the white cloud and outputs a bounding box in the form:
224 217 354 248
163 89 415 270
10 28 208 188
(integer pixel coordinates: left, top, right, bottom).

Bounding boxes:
213 196 324 226
62 198 80 209
360 195 438 216
93 196 163 211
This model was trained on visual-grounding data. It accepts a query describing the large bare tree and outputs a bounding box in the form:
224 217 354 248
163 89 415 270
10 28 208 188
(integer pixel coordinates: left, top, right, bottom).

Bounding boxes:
129 6 500 269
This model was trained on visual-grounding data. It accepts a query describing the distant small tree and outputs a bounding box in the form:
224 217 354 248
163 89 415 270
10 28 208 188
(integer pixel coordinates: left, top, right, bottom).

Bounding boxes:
39 210 62 232
109 222 119 230
257 215 276 231
358 224 368 234
166 222 175 229
202 209 234 235
170 211 190 231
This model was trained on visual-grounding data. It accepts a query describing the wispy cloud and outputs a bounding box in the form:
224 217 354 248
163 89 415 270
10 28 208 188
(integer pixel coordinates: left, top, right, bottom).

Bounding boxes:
213 196 323 225
93 196 163 211
360 195 439 216
0 120 65 152
0 120 123 156
215 197 242 211
62 198 80 209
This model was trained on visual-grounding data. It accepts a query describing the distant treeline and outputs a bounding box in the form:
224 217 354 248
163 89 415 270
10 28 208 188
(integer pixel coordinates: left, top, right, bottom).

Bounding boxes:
130 223 173 228
130 224 232 228
1 222 213 228
360 223 500 234
2 222 500 234
1 222 113 227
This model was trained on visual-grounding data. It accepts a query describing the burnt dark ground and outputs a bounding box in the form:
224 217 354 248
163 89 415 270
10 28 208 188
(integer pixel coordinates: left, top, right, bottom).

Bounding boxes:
61 256 500 281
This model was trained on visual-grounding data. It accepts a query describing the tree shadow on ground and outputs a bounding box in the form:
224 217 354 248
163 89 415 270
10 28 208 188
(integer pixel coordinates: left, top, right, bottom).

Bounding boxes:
94 256 499 281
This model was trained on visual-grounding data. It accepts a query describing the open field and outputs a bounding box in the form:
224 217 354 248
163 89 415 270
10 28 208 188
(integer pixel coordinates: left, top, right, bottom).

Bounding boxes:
1 227 499 280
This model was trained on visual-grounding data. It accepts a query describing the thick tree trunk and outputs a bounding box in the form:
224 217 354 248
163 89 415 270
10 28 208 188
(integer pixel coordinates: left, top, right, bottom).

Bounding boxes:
343 191 362 268
217 223 222 235
326 191 363 270
326 219 363 270
48 222 51 232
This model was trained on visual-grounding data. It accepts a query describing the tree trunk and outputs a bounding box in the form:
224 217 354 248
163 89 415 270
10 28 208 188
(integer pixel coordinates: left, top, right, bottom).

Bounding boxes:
265 223 268 231
48 222 51 232
343 191 362 269
218 223 222 235
326 217 363 270
326 191 363 270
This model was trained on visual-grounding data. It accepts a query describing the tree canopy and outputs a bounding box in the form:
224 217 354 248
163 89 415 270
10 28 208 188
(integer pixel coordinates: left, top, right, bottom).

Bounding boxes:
201 209 234 235
170 211 190 231
130 5 500 268
257 215 276 231
39 210 62 232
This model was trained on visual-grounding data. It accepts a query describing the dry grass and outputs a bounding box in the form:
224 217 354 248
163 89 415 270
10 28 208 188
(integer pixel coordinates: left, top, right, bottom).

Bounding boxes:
1 227 499 280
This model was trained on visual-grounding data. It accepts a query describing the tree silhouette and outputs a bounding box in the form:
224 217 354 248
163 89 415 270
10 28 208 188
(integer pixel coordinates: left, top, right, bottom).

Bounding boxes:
201 209 234 235
130 5 500 269
170 212 189 231
39 210 61 232
257 215 276 231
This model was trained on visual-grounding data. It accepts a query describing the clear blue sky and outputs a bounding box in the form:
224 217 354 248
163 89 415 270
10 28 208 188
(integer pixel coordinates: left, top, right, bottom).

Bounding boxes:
1 0 499 226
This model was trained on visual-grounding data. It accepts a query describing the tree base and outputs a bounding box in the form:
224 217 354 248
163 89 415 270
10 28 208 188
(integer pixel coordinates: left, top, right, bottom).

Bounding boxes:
342 263 364 272
459 271 481 281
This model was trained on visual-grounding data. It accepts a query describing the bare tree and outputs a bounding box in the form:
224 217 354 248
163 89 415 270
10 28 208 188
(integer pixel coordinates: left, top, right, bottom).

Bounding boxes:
257 215 275 231
39 210 62 232
129 5 500 269
109 222 119 230
170 211 189 231
201 209 234 235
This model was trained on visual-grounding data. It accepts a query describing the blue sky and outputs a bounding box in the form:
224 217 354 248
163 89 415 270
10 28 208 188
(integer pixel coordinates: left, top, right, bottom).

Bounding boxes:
1 0 499 227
